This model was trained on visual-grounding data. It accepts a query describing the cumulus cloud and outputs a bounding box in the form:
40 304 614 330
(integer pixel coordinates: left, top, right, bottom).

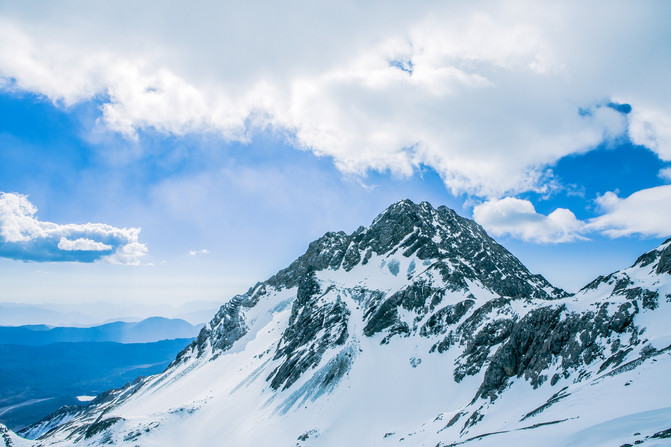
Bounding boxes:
0 192 147 263
0 1 669 197
473 198 585 243
587 186 671 238
475 186 671 243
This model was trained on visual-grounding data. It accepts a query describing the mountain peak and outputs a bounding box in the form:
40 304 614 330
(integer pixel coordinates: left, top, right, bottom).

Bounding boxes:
264 199 564 300
371 198 453 228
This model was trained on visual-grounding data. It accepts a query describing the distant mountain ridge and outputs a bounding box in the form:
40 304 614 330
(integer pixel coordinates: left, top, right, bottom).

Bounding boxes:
5 200 671 447
0 317 203 345
0 319 201 430
0 339 194 432
0 301 221 327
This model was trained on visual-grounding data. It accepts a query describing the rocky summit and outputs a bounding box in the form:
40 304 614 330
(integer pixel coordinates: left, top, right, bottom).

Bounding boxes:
8 200 671 447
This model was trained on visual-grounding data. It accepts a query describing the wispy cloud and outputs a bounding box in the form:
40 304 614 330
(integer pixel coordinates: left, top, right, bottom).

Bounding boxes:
0 192 147 263
188 249 209 256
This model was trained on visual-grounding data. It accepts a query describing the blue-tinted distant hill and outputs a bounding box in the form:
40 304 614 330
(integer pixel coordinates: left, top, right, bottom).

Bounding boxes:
0 301 221 327
0 338 194 431
0 317 203 345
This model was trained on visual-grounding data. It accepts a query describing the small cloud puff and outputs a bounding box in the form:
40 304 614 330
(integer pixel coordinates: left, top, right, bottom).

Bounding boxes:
0 192 147 264
188 249 209 256
473 197 585 243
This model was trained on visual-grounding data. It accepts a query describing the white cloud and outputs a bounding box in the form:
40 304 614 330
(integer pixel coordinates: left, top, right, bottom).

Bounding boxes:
0 192 147 263
629 107 671 161
659 167 671 182
473 197 585 243
593 190 621 212
474 185 671 242
587 186 671 238
188 249 209 256
58 237 112 251
0 1 669 197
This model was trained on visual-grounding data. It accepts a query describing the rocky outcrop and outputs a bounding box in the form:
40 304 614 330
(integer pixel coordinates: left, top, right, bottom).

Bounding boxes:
267 270 350 390
1 424 14 447
476 300 638 400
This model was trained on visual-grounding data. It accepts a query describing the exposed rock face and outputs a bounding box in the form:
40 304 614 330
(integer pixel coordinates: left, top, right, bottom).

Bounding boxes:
420 299 475 338
13 201 671 447
268 270 351 390
1 424 15 447
476 300 639 400
634 237 671 275
194 299 248 356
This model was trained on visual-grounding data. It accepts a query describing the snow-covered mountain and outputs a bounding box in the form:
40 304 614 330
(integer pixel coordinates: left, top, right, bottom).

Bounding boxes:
6 199 671 446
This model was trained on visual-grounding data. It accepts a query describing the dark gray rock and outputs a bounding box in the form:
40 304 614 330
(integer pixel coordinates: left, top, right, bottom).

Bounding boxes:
475 301 638 400
267 270 350 390
364 282 446 338
651 427 671 439
634 250 658 268
657 241 671 274
432 297 510 355
1 424 14 447
642 290 659 310
84 417 123 439
420 300 475 337
181 297 248 360
655 245 671 275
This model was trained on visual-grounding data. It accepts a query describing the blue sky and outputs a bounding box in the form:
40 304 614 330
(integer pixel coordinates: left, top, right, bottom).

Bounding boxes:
0 1 670 305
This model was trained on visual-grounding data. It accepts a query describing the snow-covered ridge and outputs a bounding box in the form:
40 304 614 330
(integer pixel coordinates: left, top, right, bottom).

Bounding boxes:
11 200 671 446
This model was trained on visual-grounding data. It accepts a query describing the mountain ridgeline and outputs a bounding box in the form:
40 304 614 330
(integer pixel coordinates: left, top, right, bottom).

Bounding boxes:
7 200 671 447
0 318 202 345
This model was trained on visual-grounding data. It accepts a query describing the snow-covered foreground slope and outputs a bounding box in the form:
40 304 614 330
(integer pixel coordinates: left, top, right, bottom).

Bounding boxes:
10 200 671 446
